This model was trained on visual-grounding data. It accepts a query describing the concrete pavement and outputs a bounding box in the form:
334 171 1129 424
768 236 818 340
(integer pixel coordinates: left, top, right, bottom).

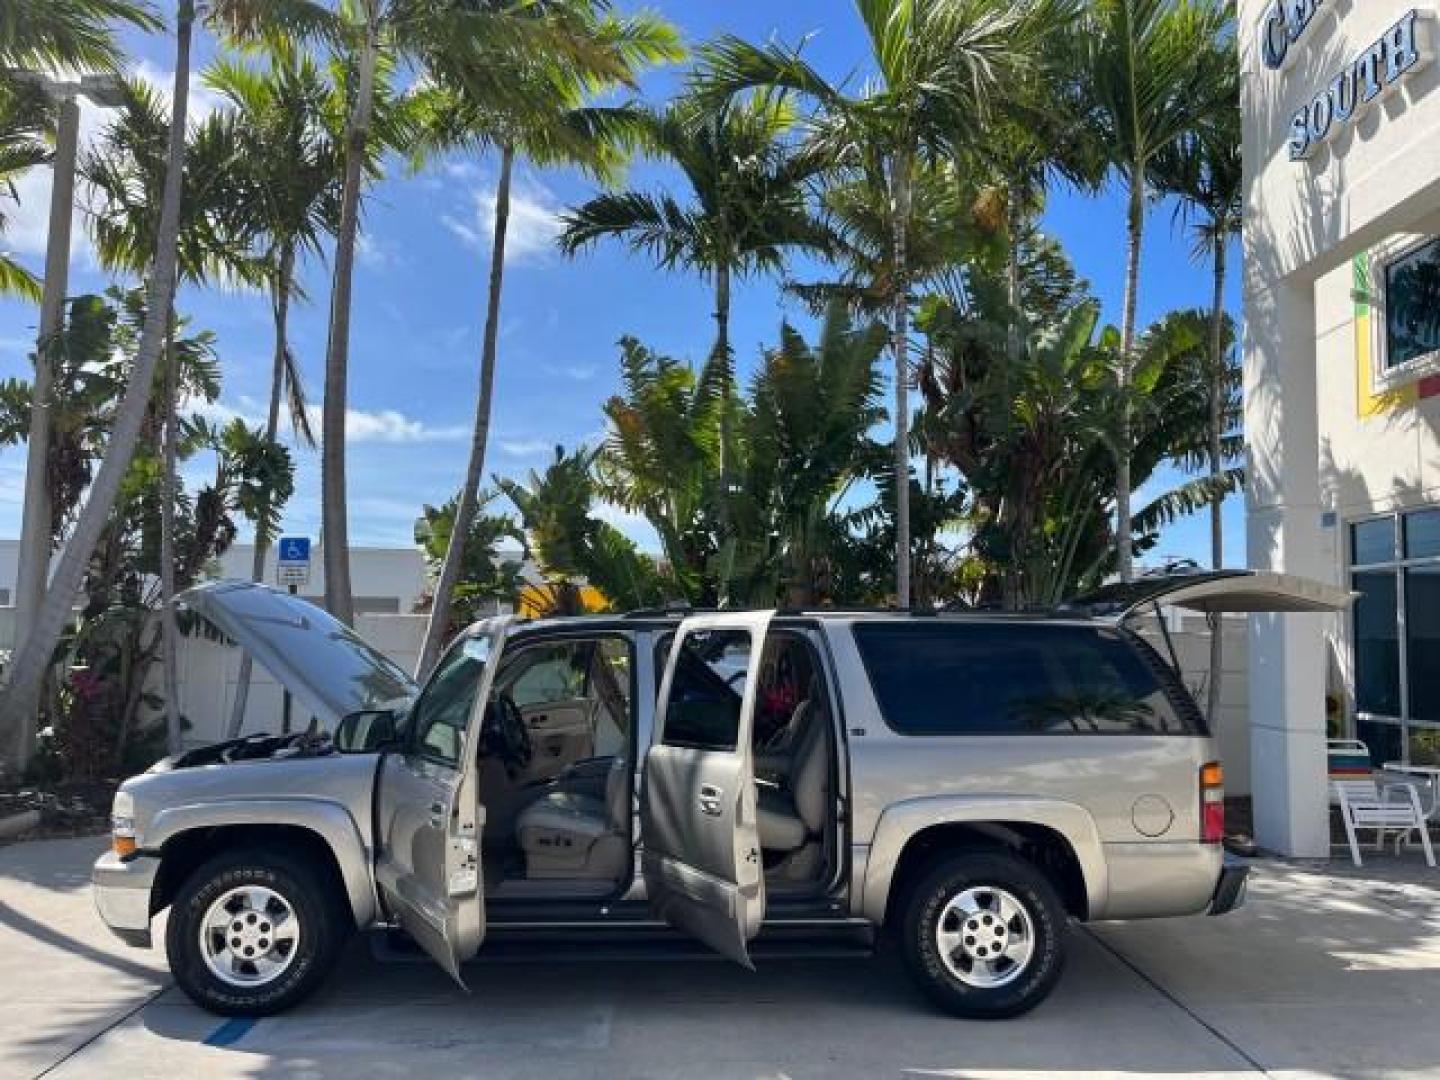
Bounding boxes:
3 836 1439 1079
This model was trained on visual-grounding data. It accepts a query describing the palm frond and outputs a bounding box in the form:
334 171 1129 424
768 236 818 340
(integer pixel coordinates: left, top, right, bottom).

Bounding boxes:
0 252 41 302
281 343 316 448
1132 468 1243 534
0 0 159 71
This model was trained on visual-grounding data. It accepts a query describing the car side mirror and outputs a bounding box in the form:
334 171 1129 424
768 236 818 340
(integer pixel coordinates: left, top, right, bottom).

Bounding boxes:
334 709 402 753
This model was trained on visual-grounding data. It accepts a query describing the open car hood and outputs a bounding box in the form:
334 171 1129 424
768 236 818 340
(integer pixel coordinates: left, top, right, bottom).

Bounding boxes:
1065 570 1356 622
177 581 419 728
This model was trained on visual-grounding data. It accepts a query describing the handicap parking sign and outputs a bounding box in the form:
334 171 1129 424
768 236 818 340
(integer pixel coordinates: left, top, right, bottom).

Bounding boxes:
278 536 310 564
276 536 311 588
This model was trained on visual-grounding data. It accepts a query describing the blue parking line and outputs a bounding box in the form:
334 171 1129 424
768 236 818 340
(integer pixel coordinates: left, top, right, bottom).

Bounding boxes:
203 1017 257 1047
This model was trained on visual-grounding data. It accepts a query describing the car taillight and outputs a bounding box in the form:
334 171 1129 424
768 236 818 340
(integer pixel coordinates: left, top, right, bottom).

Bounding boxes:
1200 761 1225 843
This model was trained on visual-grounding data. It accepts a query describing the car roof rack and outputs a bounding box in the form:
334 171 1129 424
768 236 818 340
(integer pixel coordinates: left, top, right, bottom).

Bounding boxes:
621 601 701 619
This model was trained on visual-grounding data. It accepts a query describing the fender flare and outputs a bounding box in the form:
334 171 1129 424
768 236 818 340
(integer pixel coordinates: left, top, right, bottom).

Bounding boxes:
146 798 378 927
859 795 1109 924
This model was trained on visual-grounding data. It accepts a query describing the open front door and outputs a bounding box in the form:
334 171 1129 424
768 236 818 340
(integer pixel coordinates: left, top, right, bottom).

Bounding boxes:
641 611 774 968
374 617 515 985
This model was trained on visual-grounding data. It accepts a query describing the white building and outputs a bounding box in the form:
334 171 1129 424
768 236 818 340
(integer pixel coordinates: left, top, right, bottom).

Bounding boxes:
210 541 429 615
0 538 429 633
1242 1 1440 854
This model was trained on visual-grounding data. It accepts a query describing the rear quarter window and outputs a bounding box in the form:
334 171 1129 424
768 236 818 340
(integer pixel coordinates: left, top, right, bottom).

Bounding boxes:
852 621 1201 736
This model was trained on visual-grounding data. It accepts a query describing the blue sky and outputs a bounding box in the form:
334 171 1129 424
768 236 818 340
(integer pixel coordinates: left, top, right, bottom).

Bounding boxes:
0 0 1244 570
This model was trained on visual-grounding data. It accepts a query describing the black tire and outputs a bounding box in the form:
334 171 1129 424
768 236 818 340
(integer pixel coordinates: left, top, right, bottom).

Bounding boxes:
898 851 1067 1019
165 847 350 1016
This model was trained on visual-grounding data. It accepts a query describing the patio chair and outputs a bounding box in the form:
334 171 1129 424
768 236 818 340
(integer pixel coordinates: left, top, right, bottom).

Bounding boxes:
1332 777 1436 868
1327 738 1374 784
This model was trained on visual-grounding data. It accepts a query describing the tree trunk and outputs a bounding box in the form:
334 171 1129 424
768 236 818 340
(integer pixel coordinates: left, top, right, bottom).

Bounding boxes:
0 0 195 771
714 258 731 597
1205 238 1227 726
11 94 81 772
160 315 182 755
1005 182 1022 368
891 152 913 609
322 12 379 627
226 244 295 738
1001 183 1023 609
416 144 514 678
1114 177 1144 584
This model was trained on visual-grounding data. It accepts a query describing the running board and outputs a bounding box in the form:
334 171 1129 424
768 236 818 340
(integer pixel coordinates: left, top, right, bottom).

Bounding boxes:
373 921 876 966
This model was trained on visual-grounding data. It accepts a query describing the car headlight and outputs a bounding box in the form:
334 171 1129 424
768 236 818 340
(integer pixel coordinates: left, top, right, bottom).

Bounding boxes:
111 790 137 857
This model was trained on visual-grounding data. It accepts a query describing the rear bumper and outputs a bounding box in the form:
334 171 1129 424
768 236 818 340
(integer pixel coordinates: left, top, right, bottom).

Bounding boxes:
1206 858 1249 916
92 850 158 948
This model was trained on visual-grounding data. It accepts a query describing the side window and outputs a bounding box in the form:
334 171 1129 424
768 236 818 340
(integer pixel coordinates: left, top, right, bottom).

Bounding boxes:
853 622 1191 736
660 629 752 751
411 635 492 765
508 643 589 707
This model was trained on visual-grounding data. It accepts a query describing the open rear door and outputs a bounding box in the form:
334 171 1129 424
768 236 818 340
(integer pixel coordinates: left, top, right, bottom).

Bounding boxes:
374 616 515 985
641 610 774 967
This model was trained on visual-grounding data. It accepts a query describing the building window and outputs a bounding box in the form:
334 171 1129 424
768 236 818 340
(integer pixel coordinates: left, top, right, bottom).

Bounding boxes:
1376 236 1434 377
1350 508 1440 766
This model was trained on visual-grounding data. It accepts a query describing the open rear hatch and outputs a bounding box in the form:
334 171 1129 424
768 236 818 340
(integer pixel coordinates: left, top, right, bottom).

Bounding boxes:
1065 570 1356 684
1065 570 1356 622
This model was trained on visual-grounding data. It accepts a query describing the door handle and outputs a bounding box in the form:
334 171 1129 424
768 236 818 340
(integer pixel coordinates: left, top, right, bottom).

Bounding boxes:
698 783 723 817
429 801 445 826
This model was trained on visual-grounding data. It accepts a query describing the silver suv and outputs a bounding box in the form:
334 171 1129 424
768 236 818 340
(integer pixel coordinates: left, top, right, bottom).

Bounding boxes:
92 571 1348 1018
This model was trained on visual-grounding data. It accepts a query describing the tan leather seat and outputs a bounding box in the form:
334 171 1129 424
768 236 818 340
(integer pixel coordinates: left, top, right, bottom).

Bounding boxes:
516 756 629 880
756 704 831 853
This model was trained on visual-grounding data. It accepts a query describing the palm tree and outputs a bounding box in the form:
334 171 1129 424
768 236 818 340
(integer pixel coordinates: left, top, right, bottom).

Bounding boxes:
558 86 827 561
413 4 680 677
80 78 255 754
1076 0 1232 582
0 81 50 301
498 445 671 612
737 302 887 606
696 0 1058 607
204 0 645 626
0 0 158 72
595 335 726 605
206 52 342 735
0 0 159 772
1 0 197 771
1158 64 1241 723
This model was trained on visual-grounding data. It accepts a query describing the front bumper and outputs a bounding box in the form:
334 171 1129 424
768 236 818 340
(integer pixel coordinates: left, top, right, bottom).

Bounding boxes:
92 849 158 948
1206 857 1249 916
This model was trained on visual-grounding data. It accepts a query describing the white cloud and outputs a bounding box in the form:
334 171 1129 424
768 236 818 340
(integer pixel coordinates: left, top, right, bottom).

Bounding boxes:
356 233 396 270
498 438 550 457
441 173 564 263
183 395 468 445
542 362 598 381
334 407 468 444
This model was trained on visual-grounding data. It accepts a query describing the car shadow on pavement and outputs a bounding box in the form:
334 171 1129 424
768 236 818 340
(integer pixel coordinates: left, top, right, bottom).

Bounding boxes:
0 897 163 985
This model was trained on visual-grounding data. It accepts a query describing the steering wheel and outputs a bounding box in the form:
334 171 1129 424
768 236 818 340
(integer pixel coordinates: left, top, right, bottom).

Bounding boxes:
487 693 532 772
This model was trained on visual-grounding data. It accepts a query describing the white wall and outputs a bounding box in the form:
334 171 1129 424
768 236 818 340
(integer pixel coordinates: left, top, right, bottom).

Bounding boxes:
0 541 427 649
213 543 428 614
